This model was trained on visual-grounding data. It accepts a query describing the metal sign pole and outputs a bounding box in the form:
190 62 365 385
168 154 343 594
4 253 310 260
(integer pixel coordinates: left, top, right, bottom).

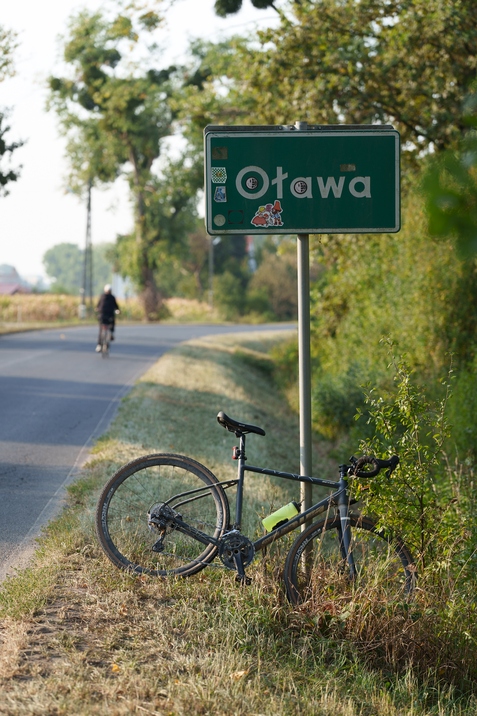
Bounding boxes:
297 233 313 518
295 121 313 521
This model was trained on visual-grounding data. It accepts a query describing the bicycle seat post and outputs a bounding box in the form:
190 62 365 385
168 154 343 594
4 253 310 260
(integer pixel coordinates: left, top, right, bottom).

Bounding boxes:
232 431 247 530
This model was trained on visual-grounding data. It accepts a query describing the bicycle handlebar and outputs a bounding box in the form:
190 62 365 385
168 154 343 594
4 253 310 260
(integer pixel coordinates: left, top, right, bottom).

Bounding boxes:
348 454 399 478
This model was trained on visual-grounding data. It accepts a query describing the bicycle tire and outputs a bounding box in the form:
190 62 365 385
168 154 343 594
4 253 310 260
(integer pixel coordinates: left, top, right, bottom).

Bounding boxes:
100 325 110 357
95 453 230 576
283 514 416 605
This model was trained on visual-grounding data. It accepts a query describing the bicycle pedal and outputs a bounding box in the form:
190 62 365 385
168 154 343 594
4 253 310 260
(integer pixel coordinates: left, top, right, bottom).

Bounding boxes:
151 538 165 553
235 574 252 586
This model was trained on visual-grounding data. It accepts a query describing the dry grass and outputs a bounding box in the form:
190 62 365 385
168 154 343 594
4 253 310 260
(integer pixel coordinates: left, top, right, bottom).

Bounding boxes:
0 295 224 333
0 331 476 715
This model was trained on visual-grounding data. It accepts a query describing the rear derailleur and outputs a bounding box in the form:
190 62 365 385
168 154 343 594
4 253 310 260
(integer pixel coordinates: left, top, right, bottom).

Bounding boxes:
147 503 181 553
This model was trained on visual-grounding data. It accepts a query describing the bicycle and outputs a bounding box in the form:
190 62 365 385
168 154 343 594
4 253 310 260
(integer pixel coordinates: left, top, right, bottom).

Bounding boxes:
95 411 416 604
98 322 112 357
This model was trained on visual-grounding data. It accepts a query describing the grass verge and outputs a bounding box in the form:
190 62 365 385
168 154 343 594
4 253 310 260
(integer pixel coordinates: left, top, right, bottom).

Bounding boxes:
0 330 476 715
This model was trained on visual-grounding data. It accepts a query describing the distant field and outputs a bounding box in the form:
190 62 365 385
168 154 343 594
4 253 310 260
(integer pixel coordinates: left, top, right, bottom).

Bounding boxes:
0 295 223 332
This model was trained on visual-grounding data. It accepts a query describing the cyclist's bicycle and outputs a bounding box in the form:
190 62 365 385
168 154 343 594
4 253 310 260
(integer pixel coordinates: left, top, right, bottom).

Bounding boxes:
98 321 112 357
95 411 416 603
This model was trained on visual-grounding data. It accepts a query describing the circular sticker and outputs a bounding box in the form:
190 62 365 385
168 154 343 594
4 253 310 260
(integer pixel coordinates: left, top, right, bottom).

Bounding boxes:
293 180 308 195
245 176 259 190
214 214 226 226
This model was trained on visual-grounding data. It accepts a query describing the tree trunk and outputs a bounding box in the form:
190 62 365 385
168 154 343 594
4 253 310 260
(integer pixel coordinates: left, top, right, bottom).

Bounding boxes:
130 150 162 320
141 262 163 321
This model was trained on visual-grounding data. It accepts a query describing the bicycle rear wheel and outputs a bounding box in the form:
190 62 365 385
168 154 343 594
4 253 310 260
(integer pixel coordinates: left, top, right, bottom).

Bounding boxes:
96 454 230 576
283 514 416 605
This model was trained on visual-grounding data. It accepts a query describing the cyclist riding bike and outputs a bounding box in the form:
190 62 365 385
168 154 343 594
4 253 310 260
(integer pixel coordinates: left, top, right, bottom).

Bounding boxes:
95 284 120 352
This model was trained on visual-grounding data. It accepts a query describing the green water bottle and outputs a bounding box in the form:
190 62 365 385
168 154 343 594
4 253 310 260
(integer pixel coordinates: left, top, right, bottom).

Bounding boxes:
262 501 300 532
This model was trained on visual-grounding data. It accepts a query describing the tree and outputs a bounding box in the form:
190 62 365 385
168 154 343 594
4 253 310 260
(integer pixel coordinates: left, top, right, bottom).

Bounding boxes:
182 0 477 167
43 241 114 296
43 243 83 294
109 152 203 312
48 8 178 318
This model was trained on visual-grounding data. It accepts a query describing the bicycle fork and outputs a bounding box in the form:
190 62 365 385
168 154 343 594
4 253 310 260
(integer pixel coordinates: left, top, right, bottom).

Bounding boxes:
336 466 357 579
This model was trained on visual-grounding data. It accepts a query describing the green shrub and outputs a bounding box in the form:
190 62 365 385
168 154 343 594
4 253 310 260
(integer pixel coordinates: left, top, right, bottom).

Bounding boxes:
446 358 477 461
213 270 245 320
312 364 369 440
247 252 297 320
354 347 476 576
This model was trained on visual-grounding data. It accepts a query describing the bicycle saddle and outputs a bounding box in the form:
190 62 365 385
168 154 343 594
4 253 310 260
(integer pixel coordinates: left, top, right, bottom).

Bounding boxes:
217 411 266 437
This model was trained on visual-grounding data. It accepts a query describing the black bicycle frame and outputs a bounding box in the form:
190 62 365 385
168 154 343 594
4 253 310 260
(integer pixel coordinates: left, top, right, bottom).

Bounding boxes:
169 431 358 575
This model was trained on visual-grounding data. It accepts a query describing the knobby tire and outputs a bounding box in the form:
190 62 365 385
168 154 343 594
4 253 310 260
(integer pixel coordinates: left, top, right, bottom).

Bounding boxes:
95 454 230 576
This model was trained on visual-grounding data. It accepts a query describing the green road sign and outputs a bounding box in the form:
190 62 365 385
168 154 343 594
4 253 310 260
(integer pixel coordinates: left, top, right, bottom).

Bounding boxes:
204 125 400 235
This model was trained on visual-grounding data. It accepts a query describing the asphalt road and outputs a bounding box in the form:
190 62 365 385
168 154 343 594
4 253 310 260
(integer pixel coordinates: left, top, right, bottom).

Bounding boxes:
0 322 295 581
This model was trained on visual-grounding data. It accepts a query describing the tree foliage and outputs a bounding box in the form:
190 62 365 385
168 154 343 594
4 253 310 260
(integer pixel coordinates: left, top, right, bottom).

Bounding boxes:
424 91 477 258
213 0 283 17
0 24 16 83
43 241 114 296
0 26 22 196
182 0 477 166
110 153 203 312
0 112 23 196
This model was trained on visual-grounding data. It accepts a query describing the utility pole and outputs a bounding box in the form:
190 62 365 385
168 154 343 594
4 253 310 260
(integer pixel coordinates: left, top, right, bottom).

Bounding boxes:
80 179 93 316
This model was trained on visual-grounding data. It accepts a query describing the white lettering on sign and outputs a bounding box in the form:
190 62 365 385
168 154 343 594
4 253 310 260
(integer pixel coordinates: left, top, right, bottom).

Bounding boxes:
317 176 345 198
271 167 288 198
235 166 372 200
349 176 371 198
236 166 269 199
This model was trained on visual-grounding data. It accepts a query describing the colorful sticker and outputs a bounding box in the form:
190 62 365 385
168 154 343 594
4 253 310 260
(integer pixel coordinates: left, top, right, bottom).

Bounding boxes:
211 167 227 183
214 186 227 203
251 200 283 228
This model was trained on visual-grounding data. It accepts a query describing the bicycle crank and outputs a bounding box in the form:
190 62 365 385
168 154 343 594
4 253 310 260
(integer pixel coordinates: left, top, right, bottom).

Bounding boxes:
218 531 255 584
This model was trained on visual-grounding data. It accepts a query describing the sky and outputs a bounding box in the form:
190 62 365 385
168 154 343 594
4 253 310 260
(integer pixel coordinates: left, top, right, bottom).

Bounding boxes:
0 0 277 281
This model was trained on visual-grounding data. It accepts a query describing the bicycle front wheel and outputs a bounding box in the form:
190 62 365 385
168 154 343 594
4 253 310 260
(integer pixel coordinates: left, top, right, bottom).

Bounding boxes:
100 325 110 357
96 454 230 576
283 514 416 605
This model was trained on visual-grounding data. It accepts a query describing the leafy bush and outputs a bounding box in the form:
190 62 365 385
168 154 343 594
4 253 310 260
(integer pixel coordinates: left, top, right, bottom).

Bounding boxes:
446 358 477 462
312 364 369 440
247 252 298 321
213 270 245 320
354 347 476 577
